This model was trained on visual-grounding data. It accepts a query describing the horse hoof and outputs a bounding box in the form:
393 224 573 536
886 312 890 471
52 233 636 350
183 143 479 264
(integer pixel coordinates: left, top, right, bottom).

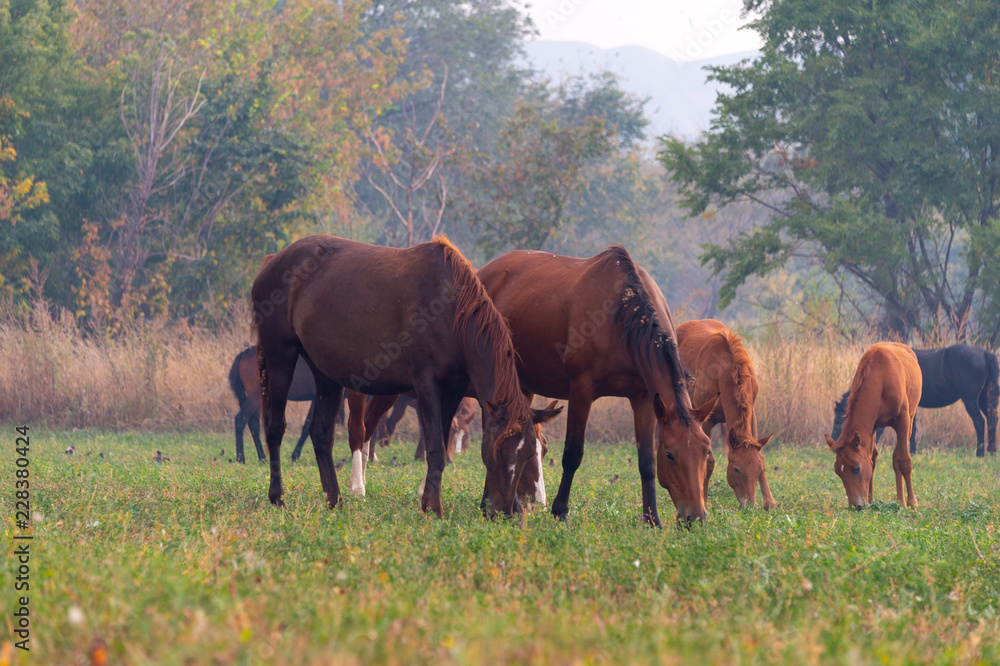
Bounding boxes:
270 497 285 508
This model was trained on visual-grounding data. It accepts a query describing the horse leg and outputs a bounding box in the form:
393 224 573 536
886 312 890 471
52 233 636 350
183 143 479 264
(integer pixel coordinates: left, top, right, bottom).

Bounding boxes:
551 381 594 522
363 394 398 461
758 466 777 510
700 416 720 504
307 373 345 508
415 431 426 461
962 396 987 457
413 380 448 517
892 415 917 508
260 347 298 507
869 444 879 504
978 387 998 455
908 414 917 455
234 409 246 463
441 393 462 467
234 398 254 463
247 402 265 462
346 390 368 496
291 401 315 461
630 394 661 527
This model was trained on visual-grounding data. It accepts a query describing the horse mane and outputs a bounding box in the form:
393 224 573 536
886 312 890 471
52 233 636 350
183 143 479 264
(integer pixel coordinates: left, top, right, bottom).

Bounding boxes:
843 355 876 427
721 331 755 425
431 236 529 434
607 246 690 425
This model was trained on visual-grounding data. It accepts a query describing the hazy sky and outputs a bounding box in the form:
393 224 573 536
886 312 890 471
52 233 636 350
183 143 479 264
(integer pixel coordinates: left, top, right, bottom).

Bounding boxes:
524 0 764 61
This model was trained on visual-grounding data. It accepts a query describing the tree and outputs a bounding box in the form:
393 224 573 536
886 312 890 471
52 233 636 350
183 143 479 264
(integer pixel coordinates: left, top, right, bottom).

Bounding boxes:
0 0 67 300
659 0 1000 341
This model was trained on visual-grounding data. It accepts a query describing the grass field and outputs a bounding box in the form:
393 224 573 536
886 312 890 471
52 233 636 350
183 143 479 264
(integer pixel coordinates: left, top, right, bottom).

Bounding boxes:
3 428 1000 665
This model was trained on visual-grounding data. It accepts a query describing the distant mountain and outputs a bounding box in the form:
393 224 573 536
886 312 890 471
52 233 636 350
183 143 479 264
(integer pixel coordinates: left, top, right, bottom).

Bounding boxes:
522 41 759 142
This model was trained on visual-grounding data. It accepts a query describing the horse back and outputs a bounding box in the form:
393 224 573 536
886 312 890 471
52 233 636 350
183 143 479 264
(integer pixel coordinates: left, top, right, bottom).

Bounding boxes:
478 248 650 395
849 343 921 430
915 344 989 408
253 237 459 393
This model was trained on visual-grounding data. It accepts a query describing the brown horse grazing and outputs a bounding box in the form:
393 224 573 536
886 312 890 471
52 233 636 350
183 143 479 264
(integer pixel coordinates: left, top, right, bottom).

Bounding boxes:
677 320 775 510
251 235 561 517
824 342 922 510
478 247 718 525
227 346 316 464
356 394 553 506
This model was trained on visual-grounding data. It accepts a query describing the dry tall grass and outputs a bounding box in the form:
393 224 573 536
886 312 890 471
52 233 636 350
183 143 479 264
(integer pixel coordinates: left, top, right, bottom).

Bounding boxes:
0 303 990 451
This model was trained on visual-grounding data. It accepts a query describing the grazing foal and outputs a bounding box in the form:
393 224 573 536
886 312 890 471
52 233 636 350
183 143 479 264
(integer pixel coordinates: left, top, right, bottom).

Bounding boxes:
677 319 775 509
825 342 921 510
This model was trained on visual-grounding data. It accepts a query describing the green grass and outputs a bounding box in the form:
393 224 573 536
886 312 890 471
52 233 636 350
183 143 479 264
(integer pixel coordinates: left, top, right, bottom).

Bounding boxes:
3 429 1000 664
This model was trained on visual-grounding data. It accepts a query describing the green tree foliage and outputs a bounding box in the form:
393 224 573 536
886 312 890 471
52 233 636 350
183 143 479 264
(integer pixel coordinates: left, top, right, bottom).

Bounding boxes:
352 0 534 246
470 72 650 257
0 0 69 299
659 0 1000 340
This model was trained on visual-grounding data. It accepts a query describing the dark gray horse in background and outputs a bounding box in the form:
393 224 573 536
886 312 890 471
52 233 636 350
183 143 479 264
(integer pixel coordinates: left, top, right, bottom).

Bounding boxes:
227 346 409 463
833 344 999 457
227 347 317 463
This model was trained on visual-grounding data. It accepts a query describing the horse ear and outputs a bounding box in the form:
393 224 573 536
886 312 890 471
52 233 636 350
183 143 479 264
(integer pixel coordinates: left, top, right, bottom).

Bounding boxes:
727 428 742 450
483 401 500 420
532 403 563 425
825 434 838 450
652 393 673 422
690 393 719 423
756 433 774 449
850 431 862 450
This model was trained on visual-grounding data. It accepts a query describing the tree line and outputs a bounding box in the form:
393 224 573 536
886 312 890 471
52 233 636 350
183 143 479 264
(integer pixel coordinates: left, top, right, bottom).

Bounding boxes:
3 0 1000 343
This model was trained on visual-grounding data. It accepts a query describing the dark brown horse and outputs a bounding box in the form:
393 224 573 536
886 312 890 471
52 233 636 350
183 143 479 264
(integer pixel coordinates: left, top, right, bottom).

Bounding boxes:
251 235 560 516
677 319 775 510
825 342 921 510
478 246 718 525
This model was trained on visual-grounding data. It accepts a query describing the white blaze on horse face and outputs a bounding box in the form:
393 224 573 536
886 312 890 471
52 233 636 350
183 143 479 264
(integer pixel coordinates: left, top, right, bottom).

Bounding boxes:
510 436 525 476
350 450 366 496
455 430 465 453
534 438 547 505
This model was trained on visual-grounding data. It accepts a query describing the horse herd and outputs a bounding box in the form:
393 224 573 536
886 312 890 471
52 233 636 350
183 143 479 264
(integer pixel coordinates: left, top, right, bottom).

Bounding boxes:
232 235 999 523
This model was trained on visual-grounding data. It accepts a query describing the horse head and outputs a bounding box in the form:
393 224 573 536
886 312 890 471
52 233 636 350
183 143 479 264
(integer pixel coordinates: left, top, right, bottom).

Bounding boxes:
481 400 562 518
726 429 774 509
826 431 872 510
654 393 718 524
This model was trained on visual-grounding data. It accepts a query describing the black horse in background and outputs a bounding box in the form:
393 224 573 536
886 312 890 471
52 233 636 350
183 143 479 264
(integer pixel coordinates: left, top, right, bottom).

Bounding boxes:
833 344 999 457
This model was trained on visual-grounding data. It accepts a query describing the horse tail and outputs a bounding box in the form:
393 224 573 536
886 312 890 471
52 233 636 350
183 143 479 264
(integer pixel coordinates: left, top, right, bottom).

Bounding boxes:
228 347 254 408
985 350 999 452
609 247 690 426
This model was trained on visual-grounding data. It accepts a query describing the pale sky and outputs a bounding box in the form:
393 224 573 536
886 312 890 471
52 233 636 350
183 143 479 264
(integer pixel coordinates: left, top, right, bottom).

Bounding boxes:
524 0 764 61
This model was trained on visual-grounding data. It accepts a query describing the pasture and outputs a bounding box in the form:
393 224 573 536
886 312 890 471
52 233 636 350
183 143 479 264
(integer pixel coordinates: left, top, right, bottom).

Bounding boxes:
4 429 1000 664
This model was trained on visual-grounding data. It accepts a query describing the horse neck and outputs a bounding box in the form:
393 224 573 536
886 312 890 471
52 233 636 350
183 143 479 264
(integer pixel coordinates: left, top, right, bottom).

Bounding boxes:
841 377 882 444
461 326 523 415
719 379 757 440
